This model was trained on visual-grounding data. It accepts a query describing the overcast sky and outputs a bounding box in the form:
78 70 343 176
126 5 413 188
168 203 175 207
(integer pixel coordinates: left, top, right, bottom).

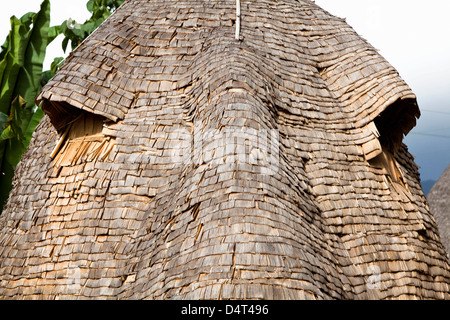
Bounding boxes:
2 0 450 182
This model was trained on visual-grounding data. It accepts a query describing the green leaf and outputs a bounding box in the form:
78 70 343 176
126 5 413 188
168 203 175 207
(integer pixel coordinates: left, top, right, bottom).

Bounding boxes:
40 70 53 87
81 21 96 34
87 0 95 13
0 126 13 141
5 137 24 167
0 16 31 115
41 56 64 86
7 95 26 143
23 103 44 148
0 112 8 130
60 0 124 52
0 0 52 214
13 0 51 111
50 57 64 74
61 36 69 52
0 147 15 211
48 25 61 44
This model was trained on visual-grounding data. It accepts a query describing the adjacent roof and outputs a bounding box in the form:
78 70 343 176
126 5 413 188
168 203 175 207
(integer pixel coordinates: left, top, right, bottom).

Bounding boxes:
428 165 450 258
0 0 449 299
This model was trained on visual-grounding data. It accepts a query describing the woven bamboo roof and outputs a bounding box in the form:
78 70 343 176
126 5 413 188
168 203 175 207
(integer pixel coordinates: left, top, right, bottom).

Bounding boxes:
0 0 449 299
428 165 450 259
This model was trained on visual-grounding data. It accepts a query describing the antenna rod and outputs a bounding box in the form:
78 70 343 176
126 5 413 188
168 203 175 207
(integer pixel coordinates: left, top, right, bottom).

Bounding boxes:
235 0 241 40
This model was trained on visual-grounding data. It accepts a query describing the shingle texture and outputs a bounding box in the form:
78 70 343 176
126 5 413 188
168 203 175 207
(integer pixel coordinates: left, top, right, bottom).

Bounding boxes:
0 0 449 299
428 166 450 259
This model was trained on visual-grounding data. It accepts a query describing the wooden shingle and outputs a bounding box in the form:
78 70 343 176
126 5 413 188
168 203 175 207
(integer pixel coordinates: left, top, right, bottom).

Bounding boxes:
0 0 448 300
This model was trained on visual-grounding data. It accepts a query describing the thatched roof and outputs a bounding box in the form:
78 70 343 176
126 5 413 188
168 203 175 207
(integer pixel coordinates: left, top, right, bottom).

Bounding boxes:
428 165 450 258
0 0 449 299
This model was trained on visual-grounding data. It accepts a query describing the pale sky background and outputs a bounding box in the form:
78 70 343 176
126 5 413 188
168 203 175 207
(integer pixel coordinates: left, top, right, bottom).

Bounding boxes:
1 0 450 185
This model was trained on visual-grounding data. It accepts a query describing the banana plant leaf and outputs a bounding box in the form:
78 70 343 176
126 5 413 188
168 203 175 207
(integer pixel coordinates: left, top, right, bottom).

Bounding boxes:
0 0 52 212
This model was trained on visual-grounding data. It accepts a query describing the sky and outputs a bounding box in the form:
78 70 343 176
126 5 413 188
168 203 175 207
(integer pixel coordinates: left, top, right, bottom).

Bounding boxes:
1 0 450 183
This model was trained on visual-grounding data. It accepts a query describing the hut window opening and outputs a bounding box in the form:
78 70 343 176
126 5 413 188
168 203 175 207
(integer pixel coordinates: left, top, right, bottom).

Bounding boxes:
362 122 406 187
50 112 115 168
368 146 408 189
363 99 420 193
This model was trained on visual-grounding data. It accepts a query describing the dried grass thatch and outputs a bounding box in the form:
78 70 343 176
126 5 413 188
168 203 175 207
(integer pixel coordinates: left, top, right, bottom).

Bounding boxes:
0 0 448 299
428 165 450 259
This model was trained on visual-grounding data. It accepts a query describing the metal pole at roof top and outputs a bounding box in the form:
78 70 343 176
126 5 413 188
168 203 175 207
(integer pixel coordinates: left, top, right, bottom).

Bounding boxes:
235 0 241 40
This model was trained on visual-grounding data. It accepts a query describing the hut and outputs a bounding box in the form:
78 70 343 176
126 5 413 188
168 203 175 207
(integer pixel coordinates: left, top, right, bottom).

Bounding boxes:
0 0 449 299
428 165 450 258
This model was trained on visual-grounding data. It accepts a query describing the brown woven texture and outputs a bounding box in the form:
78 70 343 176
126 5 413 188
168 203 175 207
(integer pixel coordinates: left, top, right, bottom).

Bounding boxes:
428 166 450 260
0 0 448 299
